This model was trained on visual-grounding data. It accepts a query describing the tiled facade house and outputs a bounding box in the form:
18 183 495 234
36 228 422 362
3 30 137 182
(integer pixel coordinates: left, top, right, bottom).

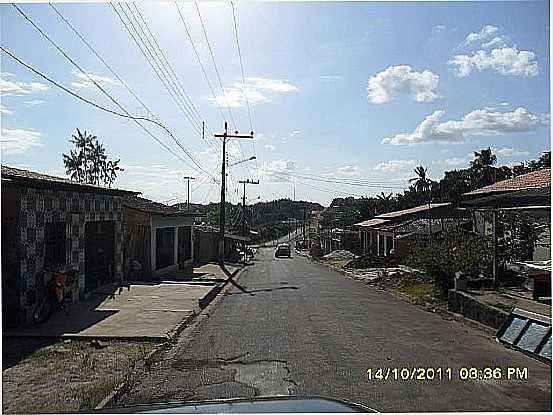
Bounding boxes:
1 166 137 327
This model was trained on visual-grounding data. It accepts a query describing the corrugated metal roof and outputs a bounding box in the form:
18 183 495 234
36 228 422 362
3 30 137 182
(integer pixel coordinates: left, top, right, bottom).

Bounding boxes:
354 218 390 228
124 196 203 216
464 169 551 196
1 165 139 196
374 203 451 219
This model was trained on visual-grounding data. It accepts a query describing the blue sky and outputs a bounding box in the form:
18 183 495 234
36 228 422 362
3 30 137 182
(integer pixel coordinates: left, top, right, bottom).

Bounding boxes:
1 1 550 206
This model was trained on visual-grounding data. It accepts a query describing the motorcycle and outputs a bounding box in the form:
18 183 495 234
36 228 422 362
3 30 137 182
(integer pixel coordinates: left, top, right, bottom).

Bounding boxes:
33 268 79 325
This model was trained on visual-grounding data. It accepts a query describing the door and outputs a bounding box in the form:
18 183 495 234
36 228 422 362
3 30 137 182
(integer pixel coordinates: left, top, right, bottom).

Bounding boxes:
178 226 192 269
85 221 115 292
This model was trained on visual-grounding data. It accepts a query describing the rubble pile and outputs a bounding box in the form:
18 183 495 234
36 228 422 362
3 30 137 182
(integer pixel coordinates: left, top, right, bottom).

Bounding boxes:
344 254 402 269
322 250 357 261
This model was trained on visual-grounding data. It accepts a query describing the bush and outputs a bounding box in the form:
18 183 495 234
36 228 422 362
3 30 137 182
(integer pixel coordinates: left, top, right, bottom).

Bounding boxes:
408 231 492 297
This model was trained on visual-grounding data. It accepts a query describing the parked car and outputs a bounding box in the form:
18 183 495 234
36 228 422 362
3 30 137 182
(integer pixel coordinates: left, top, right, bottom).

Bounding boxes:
275 243 292 258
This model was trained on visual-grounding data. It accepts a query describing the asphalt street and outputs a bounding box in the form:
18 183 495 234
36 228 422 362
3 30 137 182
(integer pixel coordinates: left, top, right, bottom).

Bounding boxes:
117 248 551 412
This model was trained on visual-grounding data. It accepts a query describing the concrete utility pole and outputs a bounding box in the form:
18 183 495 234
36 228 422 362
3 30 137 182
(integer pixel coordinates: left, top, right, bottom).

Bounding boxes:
239 179 259 237
215 122 254 264
183 176 195 211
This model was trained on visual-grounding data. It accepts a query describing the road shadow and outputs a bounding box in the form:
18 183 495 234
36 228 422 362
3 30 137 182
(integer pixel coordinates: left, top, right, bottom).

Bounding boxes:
225 286 299 296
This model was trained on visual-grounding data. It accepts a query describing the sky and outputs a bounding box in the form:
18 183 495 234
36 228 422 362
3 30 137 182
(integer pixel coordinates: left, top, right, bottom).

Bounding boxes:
1 1 550 206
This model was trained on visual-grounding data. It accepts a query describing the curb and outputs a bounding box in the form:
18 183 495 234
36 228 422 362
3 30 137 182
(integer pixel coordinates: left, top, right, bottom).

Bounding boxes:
314 259 497 336
97 263 249 410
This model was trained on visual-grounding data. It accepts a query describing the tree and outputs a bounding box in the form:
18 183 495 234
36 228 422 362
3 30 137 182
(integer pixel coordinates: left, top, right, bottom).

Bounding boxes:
410 166 433 237
470 147 498 187
63 129 123 187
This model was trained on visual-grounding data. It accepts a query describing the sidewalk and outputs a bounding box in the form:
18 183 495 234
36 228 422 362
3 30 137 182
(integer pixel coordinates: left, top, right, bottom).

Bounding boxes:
4 262 240 340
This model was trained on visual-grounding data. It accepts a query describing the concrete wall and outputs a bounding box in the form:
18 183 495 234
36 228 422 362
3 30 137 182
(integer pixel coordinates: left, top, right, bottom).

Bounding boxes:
448 289 509 329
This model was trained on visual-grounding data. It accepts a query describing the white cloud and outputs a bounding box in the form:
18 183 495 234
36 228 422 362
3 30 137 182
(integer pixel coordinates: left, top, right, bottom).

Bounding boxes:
443 157 469 167
71 71 123 89
449 47 539 77
465 25 498 44
261 159 296 182
0 104 12 115
495 147 530 158
433 25 448 34
0 128 42 154
23 99 46 106
291 130 301 136
246 77 299 93
0 72 48 95
382 107 544 145
336 165 363 177
213 77 298 109
264 144 275 151
481 35 509 49
373 160 416 173
214 86 268 108
367 65 439 104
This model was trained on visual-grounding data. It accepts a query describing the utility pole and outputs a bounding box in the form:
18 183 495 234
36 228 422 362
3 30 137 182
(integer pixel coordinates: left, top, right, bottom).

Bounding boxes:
239 179 259 264
302 203 306 240
239 179 260 237
214 122 254 264
183 176 195 211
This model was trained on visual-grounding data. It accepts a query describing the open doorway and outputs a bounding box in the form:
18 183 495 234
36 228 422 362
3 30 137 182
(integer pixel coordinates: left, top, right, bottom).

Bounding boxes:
85 221 115 292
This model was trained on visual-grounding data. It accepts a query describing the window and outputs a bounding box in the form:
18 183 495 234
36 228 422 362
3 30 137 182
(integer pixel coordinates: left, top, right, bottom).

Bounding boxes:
156 227 174 270
44 222 66 268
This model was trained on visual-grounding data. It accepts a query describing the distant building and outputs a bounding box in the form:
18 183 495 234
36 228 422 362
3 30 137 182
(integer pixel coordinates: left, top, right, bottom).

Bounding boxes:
354 203 468 258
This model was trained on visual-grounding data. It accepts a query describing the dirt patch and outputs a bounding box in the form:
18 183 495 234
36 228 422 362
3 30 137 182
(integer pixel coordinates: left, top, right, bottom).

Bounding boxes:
2 337 159 414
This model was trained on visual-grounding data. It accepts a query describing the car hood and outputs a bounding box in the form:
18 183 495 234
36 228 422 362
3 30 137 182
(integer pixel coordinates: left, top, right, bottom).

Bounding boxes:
101 395 377 413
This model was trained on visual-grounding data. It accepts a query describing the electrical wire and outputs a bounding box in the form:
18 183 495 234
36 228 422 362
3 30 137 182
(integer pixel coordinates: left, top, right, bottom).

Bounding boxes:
110 2 202 137
193 0 237 130
230 1 258 179
0 44 215 181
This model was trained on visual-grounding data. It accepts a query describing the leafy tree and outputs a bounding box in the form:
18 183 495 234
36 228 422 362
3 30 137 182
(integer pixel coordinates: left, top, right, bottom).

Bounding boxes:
63 129 123 187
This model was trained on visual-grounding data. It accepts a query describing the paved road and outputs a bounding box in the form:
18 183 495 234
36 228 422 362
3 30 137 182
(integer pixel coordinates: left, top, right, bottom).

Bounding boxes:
117 248 551 412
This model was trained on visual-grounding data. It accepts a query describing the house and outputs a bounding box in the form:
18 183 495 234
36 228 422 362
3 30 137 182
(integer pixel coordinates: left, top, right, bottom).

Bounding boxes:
1 166 138 327
122 196 203 279
355 203 469 257
459 168 551 291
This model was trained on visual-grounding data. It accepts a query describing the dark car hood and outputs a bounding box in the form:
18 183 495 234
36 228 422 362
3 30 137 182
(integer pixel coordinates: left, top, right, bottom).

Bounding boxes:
101 395 377 413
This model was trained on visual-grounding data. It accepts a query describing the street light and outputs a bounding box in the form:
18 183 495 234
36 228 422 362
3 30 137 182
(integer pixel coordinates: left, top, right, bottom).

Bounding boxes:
228 155 256 168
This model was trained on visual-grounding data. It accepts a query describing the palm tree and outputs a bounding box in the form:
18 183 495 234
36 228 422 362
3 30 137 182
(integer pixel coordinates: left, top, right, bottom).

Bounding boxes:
410 166 433 238
471 147 497 187
376 192 393 213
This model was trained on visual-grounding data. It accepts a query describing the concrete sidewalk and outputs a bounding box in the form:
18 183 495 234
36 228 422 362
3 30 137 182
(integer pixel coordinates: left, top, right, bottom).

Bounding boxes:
4 262 240 340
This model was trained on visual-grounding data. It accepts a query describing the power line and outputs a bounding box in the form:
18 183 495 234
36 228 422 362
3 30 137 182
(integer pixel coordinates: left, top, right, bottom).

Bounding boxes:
230 1 258 179
193 0 237 130
46 3 221 184
230 1 253 131
0 48 213 181
48 3 157 122
112 3 223 165
174 1 226 127
130 3 204 128
110 2 202 137
12 3 212 179
265 168 407 189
